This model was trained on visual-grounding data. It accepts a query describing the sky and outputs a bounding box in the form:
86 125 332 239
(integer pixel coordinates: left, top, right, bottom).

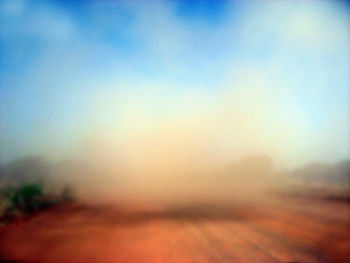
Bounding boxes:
0 0 349 171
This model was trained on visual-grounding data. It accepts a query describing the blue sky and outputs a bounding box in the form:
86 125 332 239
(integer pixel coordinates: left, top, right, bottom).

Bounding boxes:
0 0 349 168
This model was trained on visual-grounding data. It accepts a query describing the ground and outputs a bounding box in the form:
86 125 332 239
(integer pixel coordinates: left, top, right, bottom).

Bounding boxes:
0 194 349 263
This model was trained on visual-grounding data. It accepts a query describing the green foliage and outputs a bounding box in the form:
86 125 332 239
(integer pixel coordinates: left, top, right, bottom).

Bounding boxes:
1 183 48 220
14 184 43 212
1 182 75 222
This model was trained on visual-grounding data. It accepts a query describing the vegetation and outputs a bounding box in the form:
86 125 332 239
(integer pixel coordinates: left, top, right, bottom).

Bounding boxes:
0 182 73 224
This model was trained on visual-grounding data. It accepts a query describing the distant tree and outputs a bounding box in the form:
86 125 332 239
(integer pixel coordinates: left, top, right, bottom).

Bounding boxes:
333 159 350 183
292 159 350 187
61 184 74 202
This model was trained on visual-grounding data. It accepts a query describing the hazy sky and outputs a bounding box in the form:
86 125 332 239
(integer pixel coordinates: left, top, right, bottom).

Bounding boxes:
1 0 349 168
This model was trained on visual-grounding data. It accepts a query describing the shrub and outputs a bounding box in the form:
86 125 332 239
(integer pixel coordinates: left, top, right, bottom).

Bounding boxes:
16 183 43 213
1 182 75 223
1 183 46 220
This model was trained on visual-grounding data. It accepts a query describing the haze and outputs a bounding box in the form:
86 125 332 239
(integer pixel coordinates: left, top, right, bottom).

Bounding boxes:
1 0 349 205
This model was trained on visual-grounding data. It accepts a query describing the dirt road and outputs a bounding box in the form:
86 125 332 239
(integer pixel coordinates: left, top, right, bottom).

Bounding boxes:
1 196 349 262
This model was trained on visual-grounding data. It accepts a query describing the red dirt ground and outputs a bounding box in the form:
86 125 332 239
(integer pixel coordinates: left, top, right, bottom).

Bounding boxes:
1 195 349 263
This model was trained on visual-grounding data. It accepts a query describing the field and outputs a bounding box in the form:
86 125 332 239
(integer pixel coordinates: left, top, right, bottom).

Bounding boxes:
1 194 349 263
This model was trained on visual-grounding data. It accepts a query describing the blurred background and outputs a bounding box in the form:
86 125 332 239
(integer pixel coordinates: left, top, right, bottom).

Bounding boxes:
0 0 349 262
0 0 349 204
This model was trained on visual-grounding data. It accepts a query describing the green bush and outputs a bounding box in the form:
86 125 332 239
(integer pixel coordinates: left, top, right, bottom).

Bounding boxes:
1 182 75 223
1 183 46 218
16 184 43 213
